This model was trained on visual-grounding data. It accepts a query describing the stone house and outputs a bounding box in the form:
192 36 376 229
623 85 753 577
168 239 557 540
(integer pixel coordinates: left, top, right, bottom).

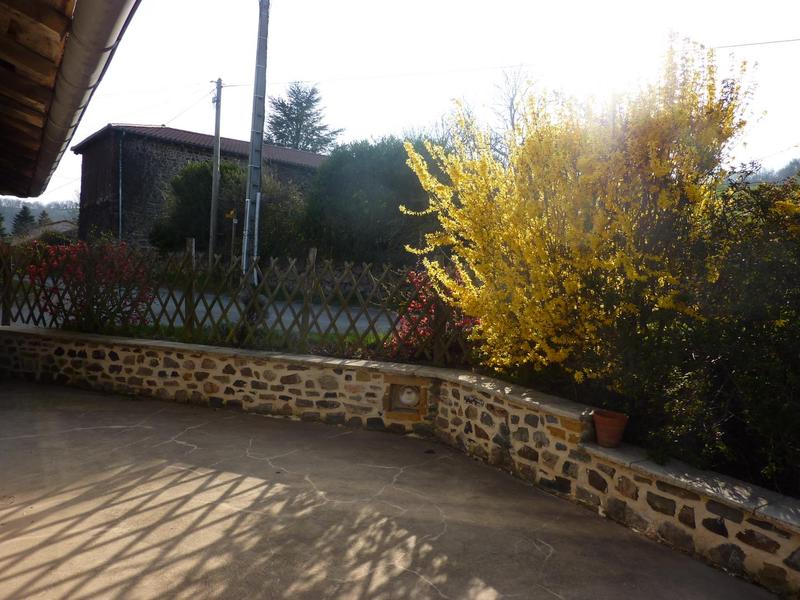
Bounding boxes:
71 124 325 244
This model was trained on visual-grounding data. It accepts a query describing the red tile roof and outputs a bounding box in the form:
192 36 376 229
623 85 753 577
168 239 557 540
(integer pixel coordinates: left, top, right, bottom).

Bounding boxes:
72 124 325 169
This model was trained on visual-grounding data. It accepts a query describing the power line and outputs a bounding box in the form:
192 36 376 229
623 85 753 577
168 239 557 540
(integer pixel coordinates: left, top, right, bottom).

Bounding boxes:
755 143 800 162
162 89 214 126
42 177 81 196
714 36 800 50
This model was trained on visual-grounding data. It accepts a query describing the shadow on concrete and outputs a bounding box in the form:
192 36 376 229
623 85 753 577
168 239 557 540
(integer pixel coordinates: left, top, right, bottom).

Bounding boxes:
0 383 773 599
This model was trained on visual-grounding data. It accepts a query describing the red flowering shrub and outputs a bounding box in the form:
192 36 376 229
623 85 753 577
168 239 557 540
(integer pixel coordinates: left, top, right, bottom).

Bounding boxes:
389 269 477 363
26 240 155 332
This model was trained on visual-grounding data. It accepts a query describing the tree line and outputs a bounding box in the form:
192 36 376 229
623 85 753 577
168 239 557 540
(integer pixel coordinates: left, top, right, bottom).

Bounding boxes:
150 82 442 264
1 205 57 237
150 80 800 268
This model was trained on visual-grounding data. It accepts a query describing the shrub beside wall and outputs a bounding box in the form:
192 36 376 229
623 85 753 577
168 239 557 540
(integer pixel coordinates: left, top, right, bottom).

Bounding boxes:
405 46 800 495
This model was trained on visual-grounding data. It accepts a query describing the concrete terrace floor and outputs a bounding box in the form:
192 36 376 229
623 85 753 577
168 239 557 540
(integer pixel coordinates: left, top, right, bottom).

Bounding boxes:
0 383 773 600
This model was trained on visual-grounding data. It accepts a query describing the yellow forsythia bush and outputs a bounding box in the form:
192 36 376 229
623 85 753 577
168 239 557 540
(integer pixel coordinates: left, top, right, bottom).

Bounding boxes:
404 45 747 382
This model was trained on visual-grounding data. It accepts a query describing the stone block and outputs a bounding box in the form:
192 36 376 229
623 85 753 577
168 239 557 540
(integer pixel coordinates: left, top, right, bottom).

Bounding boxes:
568 447 591 463
606 497 649 531
541 451 559 470
736 529 780 554
588 469 608 493
706 500 743 524
576 486 601 507
510 428 528 444
596 463 616 478
561 460 578 479
540 475 572 495
678 505 696 529
319 375 339 390
517 445 539 462
658 522 695 553
616 475 639 500
531 431 549 448
655 480 700 501
646 492 676 516
474 425 490 440
707 543 745 575
746 517 791 539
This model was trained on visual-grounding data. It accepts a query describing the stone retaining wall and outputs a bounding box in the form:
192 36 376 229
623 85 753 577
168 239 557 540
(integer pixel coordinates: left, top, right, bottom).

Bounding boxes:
1 326 797 596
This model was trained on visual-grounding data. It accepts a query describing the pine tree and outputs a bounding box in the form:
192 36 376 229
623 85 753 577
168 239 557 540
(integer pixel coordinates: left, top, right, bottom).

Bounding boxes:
37 209 52 226
12 205 35 235
265 82 342 153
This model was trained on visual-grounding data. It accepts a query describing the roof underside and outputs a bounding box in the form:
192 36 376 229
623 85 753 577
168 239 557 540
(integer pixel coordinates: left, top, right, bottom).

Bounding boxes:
0 0 140 197
72 124 327 170
0 0 75 196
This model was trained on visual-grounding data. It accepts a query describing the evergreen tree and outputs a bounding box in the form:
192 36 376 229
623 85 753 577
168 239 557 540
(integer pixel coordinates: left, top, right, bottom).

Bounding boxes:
0 212 5 237
37 209 52 227
265 82 342 153
12 205 35 235
305 137 436 264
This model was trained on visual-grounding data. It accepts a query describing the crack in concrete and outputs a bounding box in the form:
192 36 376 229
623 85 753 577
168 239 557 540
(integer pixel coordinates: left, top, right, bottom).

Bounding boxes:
152 422 207 454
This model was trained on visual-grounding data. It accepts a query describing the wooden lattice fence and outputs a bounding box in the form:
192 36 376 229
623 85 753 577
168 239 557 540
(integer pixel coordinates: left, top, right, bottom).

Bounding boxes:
0 242 473 366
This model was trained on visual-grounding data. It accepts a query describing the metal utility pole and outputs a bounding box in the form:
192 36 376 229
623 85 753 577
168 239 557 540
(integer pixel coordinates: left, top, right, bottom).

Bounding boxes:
241 0 270 279
208 77 223 266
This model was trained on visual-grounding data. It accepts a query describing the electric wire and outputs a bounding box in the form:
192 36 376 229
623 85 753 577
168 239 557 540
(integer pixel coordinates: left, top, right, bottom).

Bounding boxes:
162 89 215 126
714 37 800 50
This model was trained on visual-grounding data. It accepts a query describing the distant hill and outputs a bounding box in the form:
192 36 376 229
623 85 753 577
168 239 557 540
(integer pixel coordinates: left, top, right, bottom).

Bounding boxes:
750 157 800 183
0 197 78 236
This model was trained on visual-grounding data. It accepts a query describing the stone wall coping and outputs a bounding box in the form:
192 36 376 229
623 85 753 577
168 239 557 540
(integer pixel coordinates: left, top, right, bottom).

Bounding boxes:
1 326 593 421
583 442 800 533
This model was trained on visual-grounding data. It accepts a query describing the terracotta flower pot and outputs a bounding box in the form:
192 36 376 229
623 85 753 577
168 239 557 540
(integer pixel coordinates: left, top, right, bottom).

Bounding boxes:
592 409 629 448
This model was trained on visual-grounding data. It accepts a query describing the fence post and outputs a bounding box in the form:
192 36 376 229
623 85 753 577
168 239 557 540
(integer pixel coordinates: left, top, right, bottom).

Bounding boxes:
184 238 195 337
300 247 317 352
1 244 11 326
432 296 448 366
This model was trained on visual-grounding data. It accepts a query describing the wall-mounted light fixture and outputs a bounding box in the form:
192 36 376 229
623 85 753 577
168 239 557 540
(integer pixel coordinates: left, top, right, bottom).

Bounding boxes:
383 375 428 421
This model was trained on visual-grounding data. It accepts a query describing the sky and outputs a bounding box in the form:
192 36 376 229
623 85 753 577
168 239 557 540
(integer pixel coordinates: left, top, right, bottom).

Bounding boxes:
29 0 800 203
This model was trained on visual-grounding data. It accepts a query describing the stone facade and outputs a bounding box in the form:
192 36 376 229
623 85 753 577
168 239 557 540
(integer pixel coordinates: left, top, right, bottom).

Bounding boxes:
74 126 320 245
1 326 798 597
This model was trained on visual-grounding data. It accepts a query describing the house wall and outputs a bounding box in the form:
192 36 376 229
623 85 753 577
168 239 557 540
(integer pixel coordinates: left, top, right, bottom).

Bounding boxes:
77 132 317 246
118 134 216 245
1 326 798 597
77 131 119 240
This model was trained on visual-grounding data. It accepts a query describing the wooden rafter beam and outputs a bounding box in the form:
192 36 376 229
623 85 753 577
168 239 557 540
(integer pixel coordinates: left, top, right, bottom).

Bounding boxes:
0 137 37 161
0 0 71 38
0 64 52 112
0 169 31 195
0 75 50 115
0 149 34 171
0 155 34 178
0 93 45 128
0 119 42 148
0 36 58 87
0 108 41 137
